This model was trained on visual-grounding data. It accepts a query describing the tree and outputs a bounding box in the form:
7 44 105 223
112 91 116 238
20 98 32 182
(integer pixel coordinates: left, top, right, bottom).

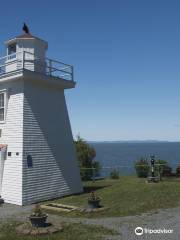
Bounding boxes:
74 136 100 180
135 157 150 178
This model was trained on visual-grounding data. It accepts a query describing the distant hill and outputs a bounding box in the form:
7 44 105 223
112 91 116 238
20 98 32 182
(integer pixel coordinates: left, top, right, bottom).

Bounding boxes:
88 140 173 143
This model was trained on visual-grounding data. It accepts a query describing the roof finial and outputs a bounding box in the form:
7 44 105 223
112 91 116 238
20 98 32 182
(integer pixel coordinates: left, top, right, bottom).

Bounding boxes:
23 23 29 34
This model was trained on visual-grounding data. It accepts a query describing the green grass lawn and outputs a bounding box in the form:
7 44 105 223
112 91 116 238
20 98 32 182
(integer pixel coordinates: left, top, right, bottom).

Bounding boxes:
0 221 117 240
48 176 180 217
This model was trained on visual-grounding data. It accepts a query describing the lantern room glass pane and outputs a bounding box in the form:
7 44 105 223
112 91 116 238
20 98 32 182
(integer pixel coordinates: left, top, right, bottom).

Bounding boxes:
8 44 16 55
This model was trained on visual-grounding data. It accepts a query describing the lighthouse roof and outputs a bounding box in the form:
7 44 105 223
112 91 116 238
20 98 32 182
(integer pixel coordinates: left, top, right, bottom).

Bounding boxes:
16 33 46 42
16 33 36 39
5 33 48 47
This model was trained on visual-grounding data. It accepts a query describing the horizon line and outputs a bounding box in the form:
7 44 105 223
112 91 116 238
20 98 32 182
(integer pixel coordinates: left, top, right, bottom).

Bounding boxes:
86 140 180 143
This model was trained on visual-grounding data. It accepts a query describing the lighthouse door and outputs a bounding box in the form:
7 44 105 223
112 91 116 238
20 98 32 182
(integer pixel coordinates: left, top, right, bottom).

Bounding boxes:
0 147 6 196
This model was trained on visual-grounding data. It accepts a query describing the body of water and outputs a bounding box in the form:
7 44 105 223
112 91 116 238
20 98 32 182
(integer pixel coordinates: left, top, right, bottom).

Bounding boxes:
91 142 180 176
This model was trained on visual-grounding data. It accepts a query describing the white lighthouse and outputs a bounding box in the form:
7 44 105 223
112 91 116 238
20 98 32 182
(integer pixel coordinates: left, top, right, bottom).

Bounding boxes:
0 26 83 205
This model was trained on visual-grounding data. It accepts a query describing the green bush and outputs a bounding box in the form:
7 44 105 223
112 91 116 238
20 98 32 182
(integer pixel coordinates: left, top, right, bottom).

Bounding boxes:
162 165 172 176
176 166 180 176
74 136 100 181
135 158 150 178
110 169 119 179
154 160 168 178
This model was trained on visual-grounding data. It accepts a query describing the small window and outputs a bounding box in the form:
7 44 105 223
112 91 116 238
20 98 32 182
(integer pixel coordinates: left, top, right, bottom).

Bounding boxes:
8 152 11 157
27 155 33 168
8 44 16 55
0 92 5 122
0 129 2 137
16 152 19 156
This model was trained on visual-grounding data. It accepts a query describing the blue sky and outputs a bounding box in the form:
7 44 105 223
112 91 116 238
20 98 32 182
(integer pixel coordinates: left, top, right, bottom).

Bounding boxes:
0 0 180 141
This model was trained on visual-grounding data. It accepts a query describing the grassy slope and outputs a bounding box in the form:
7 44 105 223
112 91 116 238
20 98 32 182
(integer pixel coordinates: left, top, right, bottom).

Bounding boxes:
0 222 116 240
49 176 180 217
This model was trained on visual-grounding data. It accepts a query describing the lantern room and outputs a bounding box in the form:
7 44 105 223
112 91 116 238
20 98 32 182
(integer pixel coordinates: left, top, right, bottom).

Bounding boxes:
5 33 48 74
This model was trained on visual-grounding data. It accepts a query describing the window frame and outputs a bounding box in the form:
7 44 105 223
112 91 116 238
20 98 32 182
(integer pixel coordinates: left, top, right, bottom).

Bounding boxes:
8 43 16 56
0 90 7 124
27 154 33 168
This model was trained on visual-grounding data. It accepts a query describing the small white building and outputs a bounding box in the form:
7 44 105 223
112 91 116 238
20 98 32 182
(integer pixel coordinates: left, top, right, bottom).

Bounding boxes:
0 29 83 205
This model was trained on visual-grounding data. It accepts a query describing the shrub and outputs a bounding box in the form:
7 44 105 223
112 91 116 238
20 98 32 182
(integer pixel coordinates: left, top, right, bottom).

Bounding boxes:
88 191 101 201
92 160 101 177
162 165 172 176
75 136 100 181
154 160 172 177
154 160 168 179
176 166 180 176
110 169 119 179
88 191 101 208
30 204 46 217
135 158 150 178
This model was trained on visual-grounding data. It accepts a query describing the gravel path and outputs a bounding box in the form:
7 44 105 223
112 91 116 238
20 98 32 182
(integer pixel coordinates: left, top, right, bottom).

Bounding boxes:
0 203 180 239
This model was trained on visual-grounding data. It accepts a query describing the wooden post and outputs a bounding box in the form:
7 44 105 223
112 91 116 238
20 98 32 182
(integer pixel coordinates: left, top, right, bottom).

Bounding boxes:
22 51 25 69
71 66 74 81
92 168 95 183
49 59 52 76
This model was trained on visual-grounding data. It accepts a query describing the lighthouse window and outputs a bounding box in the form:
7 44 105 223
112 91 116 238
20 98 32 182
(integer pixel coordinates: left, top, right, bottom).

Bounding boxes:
27 155 33 168
0 93 5 122
8 44 16 55
8 152 11 157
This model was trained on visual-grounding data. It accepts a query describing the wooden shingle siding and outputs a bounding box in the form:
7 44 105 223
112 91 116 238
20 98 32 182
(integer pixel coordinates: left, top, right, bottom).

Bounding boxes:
22 80 82 205
0 81 24 205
